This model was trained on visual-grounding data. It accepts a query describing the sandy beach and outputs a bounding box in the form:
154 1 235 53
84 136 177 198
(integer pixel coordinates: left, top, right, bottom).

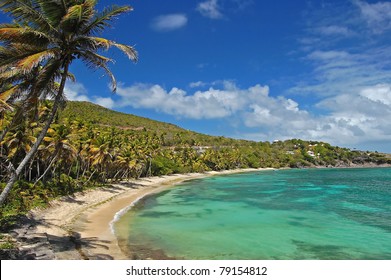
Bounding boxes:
12 168 265 260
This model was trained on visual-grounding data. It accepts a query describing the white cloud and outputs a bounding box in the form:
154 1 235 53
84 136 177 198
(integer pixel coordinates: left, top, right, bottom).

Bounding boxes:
354 0 391 33
151 14 188 32
312 84 391 145
360 84 391 106
64 82 116 109
197 0 223 19
189 81 207 88
316 25 354 37
291 46 391 98
307 50 350 61
115 82 335 142
113 81 391 146
116 82 255 119
286 1 391 150
95 97 115 109
240 83 391 147
64 82 90 102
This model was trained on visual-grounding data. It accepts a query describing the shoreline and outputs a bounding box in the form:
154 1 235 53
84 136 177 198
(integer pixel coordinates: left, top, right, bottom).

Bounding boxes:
8 168 267 260
5 165 390 260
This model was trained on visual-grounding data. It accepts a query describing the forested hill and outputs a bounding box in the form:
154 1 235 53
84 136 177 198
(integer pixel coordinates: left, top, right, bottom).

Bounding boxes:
59 101 391 169
59 101 253 147
60 101 185 134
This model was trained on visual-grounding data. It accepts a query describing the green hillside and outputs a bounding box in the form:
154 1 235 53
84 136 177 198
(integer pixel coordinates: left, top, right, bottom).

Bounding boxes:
60 101 184 133
59 101 250 147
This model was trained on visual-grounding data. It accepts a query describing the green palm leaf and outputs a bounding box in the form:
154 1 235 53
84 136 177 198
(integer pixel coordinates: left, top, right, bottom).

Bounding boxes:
17 49 56 73
36 0 66 27
82 5 132 35
0 0 56 33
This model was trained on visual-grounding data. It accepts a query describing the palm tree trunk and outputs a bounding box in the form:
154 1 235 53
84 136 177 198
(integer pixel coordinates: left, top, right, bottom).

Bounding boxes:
0 61 70 207
33 155 57 186
37 159 41 178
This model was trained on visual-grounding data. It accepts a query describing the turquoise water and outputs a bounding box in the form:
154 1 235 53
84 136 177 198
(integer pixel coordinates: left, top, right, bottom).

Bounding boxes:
114 168 391 259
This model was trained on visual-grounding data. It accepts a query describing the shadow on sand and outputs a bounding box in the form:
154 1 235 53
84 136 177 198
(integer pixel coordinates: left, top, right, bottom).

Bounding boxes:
1 215 114 260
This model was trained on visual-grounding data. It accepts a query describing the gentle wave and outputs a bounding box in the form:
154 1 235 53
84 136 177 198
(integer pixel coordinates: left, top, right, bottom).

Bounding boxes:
109 195 147 235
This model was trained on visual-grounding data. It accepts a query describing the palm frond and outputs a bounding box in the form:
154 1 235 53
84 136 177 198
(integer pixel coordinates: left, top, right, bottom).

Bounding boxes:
0 98 14 112
61 1 96 33
0 25 50 47
77 49 113 64
0 85 19 102
36 0 66 27
0 67 21 80
34 59 61 91
0 85 18 112
78 0 97 27
111 42 138 62
0 0 56 33
78 50 117 91
17 49 56 73
88 37 111 49
87 37 138 62
61 4 83 24
82 5 132 35
0 44 54 69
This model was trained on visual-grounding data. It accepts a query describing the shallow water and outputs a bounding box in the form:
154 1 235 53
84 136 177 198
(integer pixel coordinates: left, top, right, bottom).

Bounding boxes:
114 168 391 259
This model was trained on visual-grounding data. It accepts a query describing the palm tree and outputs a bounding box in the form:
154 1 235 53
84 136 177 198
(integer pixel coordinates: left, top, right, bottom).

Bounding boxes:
1 120 37 164
115 147 139 180
88 135 113 182
35 123 77 184
0 0 137 206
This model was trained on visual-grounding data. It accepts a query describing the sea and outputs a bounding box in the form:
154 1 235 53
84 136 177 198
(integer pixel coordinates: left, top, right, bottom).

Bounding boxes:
113 167 391 260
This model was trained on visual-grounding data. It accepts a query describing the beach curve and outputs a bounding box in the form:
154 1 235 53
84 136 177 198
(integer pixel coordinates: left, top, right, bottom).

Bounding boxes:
15 168 265 260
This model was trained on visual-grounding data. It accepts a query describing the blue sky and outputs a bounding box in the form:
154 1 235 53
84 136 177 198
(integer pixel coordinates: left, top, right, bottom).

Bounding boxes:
2 0 391 152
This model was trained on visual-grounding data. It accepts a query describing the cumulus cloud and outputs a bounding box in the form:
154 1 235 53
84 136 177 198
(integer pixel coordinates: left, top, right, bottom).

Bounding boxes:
239 83 391 147
64 82 90 102
95 97 115 109
64 81 117 109
360 84 391 106
151 14 188 32
116 82 257 119
312 84 391 145
197 0 223 19
114 82 340 142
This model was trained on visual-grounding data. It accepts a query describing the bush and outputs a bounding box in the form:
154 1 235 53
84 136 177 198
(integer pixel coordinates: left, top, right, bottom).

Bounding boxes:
151 156 182 175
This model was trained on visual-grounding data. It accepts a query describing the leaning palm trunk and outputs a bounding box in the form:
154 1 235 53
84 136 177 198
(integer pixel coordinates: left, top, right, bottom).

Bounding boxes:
0 63 69 207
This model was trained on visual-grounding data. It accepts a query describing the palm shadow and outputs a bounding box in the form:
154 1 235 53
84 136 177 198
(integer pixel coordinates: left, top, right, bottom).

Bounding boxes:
3 216 116 260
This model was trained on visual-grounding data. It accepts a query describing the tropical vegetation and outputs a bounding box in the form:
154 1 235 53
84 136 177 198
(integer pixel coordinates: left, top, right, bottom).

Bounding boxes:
0 0 137 208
